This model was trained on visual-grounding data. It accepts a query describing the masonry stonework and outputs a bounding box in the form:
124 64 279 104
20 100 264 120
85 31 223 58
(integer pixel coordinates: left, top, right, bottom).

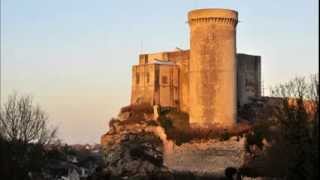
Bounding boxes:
130 8 261 128
188 9 238 127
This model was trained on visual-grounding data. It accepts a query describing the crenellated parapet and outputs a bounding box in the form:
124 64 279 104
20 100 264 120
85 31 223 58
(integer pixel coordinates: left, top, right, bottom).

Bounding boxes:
188 8 238 27
188 17 238 26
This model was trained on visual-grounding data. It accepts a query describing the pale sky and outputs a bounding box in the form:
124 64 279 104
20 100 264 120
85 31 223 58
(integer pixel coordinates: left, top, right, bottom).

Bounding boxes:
1 0 318 144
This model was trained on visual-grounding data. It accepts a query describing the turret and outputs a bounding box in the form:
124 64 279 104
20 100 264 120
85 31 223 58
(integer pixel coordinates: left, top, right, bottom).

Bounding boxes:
188 8 238 127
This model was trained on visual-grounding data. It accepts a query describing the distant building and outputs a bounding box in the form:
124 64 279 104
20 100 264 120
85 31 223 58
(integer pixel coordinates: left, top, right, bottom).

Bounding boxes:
131 9 261 127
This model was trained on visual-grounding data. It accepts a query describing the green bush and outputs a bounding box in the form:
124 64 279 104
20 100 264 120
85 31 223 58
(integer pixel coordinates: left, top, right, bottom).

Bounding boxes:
159 115 251 145
159 118 173 130
220 130 231 141
120 103 153 114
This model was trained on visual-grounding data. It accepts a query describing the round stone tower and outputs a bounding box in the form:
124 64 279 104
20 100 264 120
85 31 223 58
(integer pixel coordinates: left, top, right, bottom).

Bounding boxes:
188 8 238 127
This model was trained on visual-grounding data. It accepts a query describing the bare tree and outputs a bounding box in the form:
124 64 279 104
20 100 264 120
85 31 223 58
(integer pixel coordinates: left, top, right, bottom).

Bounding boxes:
242 74 319 179
307 74 319 121
0 93 57 145
269 75 319 179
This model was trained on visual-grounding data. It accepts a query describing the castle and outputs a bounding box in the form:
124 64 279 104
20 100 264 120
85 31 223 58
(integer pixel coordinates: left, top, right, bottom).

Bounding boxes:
131 9 261 127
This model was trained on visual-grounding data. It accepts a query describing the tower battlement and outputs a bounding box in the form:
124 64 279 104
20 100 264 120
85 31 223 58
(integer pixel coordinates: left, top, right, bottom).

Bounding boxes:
188 9 238 26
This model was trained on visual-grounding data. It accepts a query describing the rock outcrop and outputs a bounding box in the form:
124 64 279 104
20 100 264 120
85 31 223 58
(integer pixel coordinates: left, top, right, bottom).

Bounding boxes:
100 104 249 179
101 108 173 179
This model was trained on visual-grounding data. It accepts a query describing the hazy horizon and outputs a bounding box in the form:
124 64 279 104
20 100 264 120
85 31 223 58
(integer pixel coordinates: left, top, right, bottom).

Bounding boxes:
1 0 318 144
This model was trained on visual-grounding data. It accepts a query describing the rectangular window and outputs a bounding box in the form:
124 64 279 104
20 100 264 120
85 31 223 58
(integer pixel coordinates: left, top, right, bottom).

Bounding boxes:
136 73 140 84
145 55 149 64
146 73 150 83
162 76 168 84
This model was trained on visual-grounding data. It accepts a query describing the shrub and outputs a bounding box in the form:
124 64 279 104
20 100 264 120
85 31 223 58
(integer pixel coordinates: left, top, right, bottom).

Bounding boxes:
244 120 273 152
160 119 252 145
242 75 319 179
119 103 154 123
220 130 231 141
159 118 173 130
166 110 189 130
120 103 153 114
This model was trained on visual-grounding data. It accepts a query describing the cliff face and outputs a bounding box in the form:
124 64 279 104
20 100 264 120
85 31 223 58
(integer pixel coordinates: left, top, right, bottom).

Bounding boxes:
100 106 174 179
100 105 248 179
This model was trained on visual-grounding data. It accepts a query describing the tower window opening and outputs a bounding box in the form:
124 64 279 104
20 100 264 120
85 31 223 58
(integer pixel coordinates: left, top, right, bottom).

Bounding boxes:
146 73 150 83
136 73 140 84
162 76 168 84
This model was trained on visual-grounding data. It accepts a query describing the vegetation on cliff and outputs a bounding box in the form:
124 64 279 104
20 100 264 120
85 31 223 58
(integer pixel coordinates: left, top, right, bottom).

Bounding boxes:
158 107 251 145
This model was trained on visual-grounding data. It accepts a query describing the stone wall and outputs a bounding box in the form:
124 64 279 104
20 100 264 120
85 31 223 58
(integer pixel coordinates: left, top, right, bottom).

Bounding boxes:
167 51 190 112
237 54 261 106
132 51 262 113
131 64 156 105
157 64 179 107
131 63 179 108
164 137 246 176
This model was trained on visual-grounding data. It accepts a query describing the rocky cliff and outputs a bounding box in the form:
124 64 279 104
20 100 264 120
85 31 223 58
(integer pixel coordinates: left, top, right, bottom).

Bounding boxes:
100 104 174 179
100 105 249 179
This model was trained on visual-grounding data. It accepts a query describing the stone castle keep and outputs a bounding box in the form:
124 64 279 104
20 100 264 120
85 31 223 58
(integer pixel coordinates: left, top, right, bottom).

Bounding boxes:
131 9 261 127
